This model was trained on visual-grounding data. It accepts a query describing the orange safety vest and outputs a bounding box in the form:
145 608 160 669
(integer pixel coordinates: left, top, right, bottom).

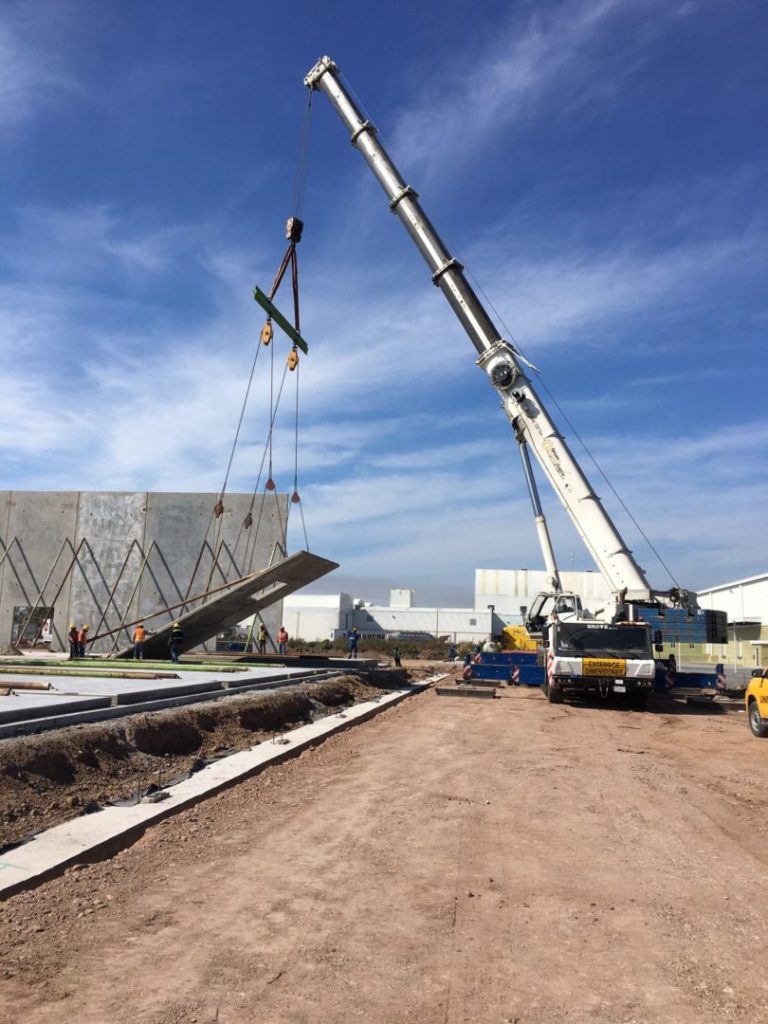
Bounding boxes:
134 626 146 643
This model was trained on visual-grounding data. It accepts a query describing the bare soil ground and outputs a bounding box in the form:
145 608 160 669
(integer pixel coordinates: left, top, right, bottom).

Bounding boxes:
2 681 768 1024
0 673 403 850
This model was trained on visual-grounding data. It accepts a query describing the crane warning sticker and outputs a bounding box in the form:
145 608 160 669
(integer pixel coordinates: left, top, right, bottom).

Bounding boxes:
583 658 626 677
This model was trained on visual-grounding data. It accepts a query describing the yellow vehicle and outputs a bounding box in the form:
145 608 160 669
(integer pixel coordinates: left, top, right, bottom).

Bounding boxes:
746 668 768 737
501 625 539 653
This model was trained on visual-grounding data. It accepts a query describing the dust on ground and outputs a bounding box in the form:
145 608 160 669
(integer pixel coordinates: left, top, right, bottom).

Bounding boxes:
3 682 767 1024
0 672 402 850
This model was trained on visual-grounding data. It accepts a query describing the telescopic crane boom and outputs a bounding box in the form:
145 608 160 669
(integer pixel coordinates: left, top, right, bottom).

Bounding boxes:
304 56 672 608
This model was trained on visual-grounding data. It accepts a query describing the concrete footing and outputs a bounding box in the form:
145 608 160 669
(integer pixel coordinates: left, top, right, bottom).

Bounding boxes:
435 684 496 699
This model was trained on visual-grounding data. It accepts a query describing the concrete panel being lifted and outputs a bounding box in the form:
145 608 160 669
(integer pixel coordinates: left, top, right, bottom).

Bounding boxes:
117 550 339 659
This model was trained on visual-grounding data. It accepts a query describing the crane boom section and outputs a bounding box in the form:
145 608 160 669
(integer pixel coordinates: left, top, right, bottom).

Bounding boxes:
305 56 652 600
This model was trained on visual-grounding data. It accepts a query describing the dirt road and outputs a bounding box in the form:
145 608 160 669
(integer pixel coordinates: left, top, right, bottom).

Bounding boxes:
2 685 767 1024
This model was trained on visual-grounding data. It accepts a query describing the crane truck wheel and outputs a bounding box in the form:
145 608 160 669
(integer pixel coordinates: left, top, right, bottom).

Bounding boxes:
547 681 564 704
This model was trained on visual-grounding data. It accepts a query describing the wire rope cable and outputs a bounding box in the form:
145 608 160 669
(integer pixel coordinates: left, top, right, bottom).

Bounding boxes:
292 362 310 551
291 89 314 219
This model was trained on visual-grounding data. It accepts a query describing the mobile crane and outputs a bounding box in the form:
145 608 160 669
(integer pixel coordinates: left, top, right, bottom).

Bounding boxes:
304 56 725 705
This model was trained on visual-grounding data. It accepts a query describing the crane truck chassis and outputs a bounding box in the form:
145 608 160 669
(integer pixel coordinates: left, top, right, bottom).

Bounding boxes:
542 620 655 706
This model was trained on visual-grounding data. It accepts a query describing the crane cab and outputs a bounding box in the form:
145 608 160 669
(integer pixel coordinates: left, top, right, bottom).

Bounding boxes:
524 590 585 638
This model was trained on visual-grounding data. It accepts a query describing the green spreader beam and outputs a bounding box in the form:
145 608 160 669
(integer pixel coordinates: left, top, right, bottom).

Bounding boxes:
253 287 309 354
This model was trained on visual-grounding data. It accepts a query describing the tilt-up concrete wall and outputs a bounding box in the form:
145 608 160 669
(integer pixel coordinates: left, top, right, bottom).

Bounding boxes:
0 491 288 654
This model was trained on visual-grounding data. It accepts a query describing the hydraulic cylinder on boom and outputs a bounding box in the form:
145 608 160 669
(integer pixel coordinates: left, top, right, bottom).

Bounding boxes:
304 56 659 609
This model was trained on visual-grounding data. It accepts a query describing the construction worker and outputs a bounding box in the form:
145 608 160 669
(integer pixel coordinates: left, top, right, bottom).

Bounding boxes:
77 624 89 658
347 626 359 659
257 622 268 655
168 621 184 664
277 625 288 656
133 623 147 660
67 624 79 660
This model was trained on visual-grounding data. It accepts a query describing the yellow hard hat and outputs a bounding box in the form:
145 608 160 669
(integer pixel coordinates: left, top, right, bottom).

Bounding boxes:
69 623 76 629
83 624 90 631
173 622 181 627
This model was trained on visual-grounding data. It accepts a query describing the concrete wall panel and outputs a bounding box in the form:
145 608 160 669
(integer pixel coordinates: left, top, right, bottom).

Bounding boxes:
0 491 290 653
69 492 148 645
0 491 79 649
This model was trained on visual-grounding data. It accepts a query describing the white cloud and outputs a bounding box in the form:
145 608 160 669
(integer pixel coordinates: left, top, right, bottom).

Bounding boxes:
390 0 697 175
0 18 77 128
1 155 765 603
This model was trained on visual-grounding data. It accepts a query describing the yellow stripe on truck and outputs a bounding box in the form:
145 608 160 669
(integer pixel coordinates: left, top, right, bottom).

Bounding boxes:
583 658 626 677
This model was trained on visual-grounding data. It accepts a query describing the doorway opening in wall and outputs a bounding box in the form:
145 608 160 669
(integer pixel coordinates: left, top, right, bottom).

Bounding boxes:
11 606 54 648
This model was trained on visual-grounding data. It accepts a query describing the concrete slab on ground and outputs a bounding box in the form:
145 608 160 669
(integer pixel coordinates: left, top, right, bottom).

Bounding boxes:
435 684 497 698
0 692 112 724
0 666 332 735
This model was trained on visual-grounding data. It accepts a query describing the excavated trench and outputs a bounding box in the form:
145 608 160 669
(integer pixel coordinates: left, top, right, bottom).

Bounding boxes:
0 673 403 851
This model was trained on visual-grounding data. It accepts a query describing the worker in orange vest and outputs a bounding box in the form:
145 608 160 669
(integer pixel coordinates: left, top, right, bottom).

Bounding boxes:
77 624 89 658
133 623 147 660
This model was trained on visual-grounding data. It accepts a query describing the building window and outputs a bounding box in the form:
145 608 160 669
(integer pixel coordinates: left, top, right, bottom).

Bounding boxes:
469 617 476 625
12 606 54 646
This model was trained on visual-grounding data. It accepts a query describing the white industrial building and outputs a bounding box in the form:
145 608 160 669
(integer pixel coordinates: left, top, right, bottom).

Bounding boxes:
474 568 613 620
696 573 768 623
282 568 768 666
697 572 768 667
282 588 492 644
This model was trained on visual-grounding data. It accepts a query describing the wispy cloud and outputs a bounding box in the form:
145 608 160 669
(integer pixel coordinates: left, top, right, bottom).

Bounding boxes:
476 228 766 351
1 0 765 610
390 0 698 174
0 17 78 128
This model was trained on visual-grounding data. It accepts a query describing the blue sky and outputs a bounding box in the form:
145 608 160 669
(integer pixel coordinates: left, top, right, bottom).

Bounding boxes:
1 0 766 606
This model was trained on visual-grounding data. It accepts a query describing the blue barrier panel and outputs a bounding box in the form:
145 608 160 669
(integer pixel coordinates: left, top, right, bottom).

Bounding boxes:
518 665 544 686
478 651 539 666
471 665 514 681
654 668 718 694
470 663 545 684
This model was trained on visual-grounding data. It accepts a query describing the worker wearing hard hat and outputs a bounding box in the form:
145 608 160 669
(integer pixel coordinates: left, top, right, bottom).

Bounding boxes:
77 624 89 658
67 623 79 660
168 621 184 664
277 626 289 656
257 622 268 655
